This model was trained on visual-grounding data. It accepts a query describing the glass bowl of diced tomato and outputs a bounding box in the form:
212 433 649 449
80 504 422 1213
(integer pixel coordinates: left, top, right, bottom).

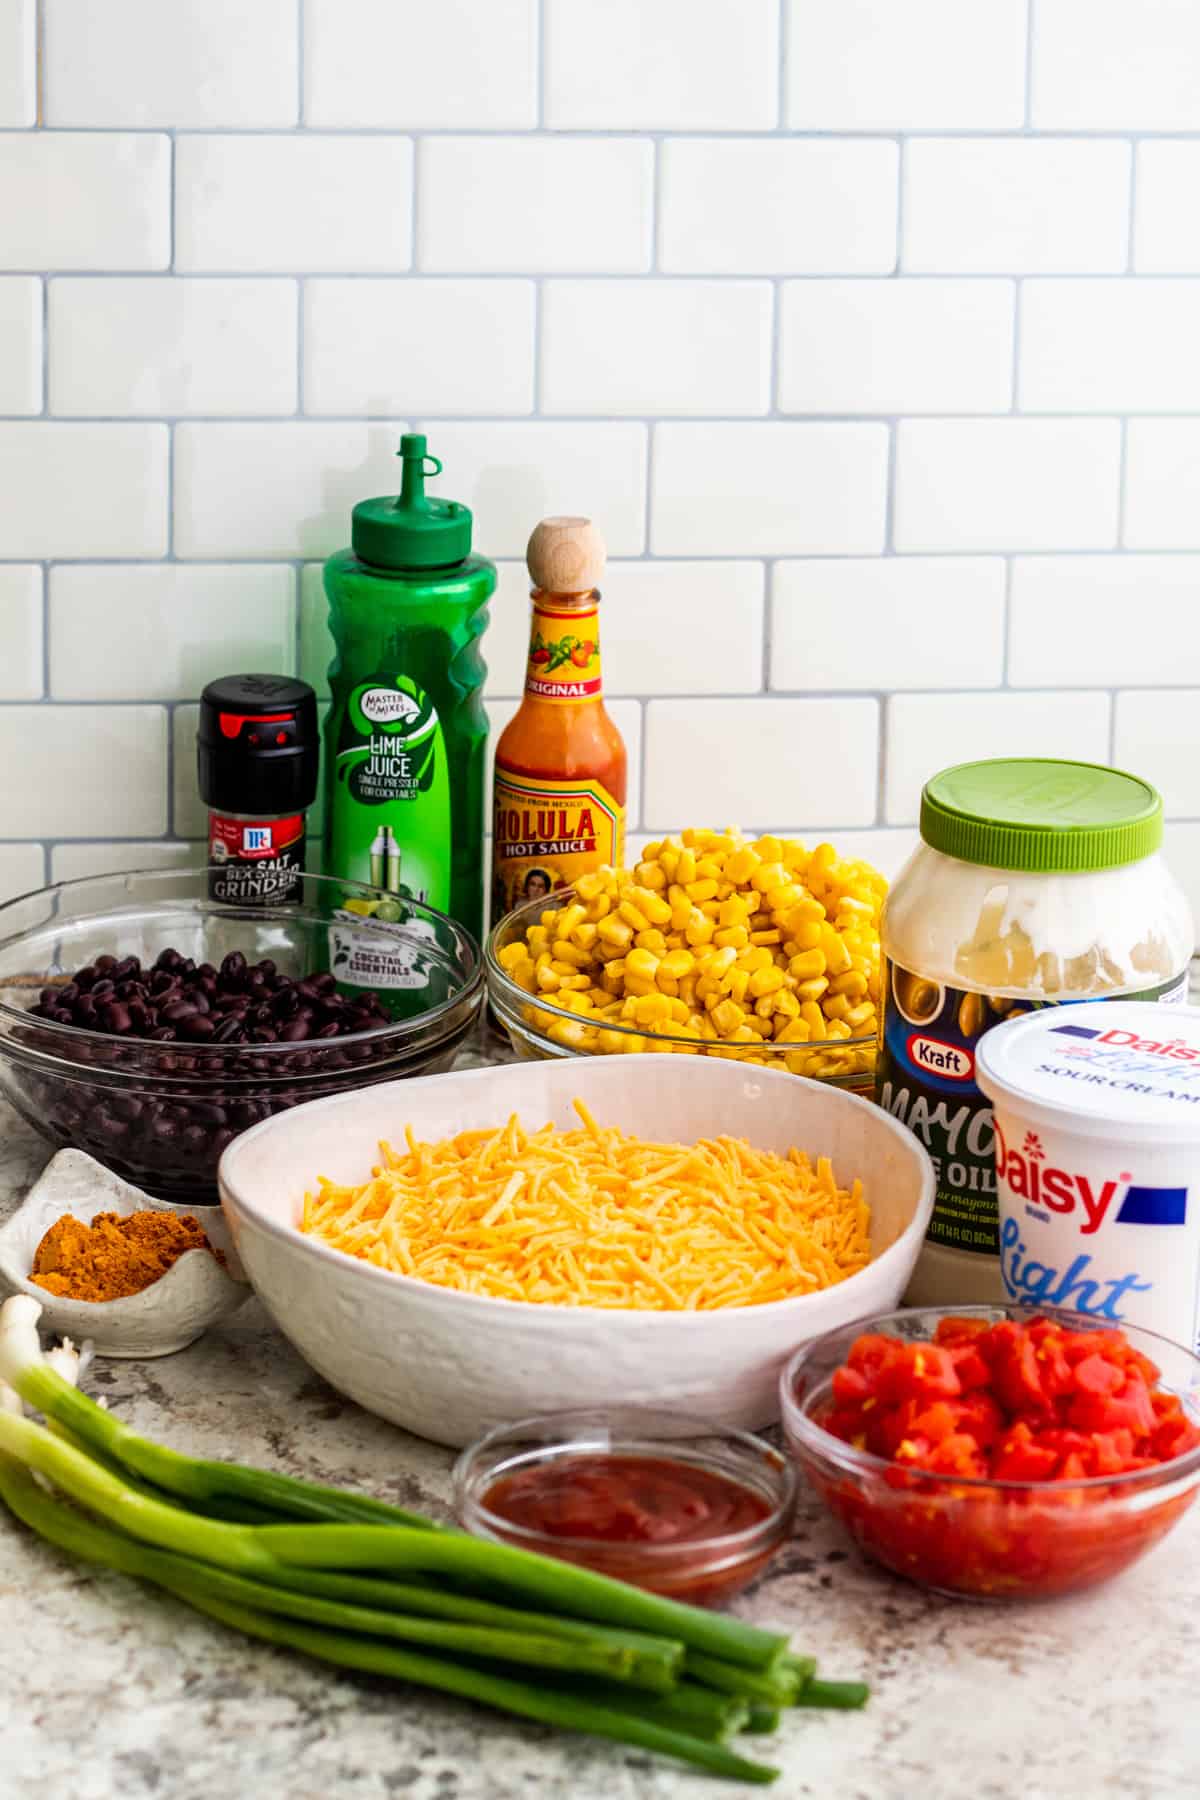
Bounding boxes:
779 1305 1200 1601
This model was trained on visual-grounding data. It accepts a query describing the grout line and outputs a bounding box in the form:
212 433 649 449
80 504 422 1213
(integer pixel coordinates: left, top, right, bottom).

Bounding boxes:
882 420 898 553
536 0 546 129
1116 415 1130 549
34 0 44 125
39 561 50 700
409 136 421 271
296 0 305 125
17 123 1200 140
9 269 1200 284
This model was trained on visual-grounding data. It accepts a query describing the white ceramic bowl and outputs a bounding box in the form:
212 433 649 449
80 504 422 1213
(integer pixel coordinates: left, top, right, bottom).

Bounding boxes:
0 1149 249 1357
218 1056 935 1447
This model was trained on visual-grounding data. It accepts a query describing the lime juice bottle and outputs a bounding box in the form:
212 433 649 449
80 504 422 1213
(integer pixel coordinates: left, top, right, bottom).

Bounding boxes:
322 435 494 946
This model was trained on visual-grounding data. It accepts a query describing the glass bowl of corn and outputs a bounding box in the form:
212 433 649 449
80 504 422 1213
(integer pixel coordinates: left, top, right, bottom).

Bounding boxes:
486 831 883 1091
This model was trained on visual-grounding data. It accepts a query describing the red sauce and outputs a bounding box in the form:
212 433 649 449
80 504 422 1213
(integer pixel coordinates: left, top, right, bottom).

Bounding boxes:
481 1454 777 1604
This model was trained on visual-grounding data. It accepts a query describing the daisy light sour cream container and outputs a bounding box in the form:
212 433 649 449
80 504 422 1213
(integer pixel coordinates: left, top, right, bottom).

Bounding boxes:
978 1002 1200 1354
880 759 1192 1306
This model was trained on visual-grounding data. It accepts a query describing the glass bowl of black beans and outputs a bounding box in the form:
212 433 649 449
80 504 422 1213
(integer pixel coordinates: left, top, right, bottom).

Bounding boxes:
0 868 483 1202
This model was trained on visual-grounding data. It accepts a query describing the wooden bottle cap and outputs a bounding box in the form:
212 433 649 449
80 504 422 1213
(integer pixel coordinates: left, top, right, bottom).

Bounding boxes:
526 516 607 594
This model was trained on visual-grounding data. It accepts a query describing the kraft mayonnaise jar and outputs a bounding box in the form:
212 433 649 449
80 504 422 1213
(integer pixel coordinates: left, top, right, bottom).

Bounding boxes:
880 759 1192 1307
977 1002 1200 1352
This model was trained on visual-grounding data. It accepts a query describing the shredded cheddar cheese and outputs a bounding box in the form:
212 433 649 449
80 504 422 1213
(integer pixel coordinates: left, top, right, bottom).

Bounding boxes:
300 1100 871 1311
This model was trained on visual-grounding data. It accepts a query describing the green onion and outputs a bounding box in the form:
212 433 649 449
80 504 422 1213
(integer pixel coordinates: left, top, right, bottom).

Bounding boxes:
0 1457 658 1686
795 1679 870 1710
686 1652 808 1707
743 1703 781 1735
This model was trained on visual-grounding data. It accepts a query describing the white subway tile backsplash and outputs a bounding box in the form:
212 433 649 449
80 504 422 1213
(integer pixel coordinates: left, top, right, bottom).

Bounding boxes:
52 841 202 882
1125 421 1200 550
176 137 413 274
895 419 1121 552
1 10 1199 913
0 0 35 126
1010 557 1200 687
50 565 295 700
172 705 204 838
0 707 168 837
788 0 1026 130
50 279 298 418
653 423 888 555
903 140 1131 275
778 280 1013 415
1021 281 1200 413
659 140 898 275
545 0 778 130
0 134 170 272
306 0 537 130
0 843 45 902
645 698 879 830
885 692 1112 824
411 423 647 556
174 423 408 559
542 282 772 417
44 0 297 128
1034 0 1200 129
0 566 42 700
0 424 167 557
0 278 41 414
603 563 765 696
419 139 653 274
772 558 1006 692
1114 691 1200 818
304 281 535 418
1135 144 1200 274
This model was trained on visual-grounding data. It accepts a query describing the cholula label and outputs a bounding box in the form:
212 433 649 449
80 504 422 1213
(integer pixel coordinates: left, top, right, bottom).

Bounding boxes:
492 769 624 920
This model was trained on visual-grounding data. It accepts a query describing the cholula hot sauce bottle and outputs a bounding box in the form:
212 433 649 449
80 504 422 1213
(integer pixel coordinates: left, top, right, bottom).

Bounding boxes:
491 517 627 922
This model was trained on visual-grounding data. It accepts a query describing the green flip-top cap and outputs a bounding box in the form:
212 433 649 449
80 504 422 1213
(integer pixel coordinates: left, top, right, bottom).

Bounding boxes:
920 758 1163 873
351 434 473 569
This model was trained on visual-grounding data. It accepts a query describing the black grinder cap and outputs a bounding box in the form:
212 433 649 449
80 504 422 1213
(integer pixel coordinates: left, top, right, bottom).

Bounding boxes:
197 674 319 817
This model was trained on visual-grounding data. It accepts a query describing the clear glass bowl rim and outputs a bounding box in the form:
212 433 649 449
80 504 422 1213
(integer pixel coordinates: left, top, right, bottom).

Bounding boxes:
486 885 877 1054
453 1404 797 1564
779 1302 1200 1500
0 865 483 1074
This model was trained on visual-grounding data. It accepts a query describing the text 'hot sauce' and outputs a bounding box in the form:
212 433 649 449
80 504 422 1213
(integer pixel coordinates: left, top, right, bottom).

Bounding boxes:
491 517 626 922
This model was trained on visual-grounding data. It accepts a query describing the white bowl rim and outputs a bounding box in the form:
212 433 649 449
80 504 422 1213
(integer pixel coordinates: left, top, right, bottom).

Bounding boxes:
219 1054 936 1327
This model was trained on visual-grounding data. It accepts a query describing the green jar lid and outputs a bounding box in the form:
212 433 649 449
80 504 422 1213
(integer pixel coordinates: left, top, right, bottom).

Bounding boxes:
919 758 1163 873
351 434 473 569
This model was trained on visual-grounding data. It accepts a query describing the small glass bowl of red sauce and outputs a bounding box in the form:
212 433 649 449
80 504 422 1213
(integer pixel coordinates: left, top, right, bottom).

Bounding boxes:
453 1407 797 1608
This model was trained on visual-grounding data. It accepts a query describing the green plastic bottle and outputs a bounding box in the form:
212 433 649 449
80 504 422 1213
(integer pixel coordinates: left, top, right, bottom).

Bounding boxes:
322 435 494 946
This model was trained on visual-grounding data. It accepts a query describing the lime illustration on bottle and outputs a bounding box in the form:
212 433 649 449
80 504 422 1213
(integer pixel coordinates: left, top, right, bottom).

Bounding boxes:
328 670 450 911
322 435 494 954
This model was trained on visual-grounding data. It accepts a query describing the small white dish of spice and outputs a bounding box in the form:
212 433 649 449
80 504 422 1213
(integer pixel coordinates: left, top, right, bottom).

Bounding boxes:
0 1149 249 1357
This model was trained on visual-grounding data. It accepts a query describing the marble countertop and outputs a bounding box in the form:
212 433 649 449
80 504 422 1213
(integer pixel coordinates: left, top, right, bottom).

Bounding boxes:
2 1036 1199 1800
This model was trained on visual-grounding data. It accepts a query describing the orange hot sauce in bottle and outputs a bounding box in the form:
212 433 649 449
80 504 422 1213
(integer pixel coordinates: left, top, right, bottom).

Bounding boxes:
491 516 626 922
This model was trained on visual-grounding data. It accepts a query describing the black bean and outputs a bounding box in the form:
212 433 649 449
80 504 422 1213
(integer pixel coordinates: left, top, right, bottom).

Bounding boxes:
183 1014 215 1041
90 978 116 1002
212 1015 246 1044
161 999 197 1024
278 1017 310 1042
94 954 118 974
99 1002 131 1034
149 1025 176 1042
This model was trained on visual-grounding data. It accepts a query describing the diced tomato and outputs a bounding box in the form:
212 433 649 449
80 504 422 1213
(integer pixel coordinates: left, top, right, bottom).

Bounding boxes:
819 1317 1198 1491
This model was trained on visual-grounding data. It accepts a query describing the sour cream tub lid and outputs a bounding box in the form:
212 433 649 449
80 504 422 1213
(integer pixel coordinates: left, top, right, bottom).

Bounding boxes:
976 1001 1200 1143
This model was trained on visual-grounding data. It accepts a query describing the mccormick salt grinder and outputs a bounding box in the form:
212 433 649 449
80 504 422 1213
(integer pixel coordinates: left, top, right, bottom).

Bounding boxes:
197 674 319 907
